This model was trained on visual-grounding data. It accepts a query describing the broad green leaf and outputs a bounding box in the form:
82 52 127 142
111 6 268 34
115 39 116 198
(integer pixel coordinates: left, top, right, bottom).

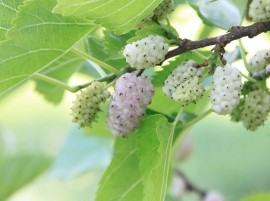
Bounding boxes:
149 87 180 118
189 0 248 29
35 52 84 104
0 0 24 41
95 135 143 201
53 0 163 34
103 31 135 60
136 115 174 201
127 21 179 44
49 128 113 180
86 36 127 69
0 154 51 200
0 0 94 96
241 193 270 201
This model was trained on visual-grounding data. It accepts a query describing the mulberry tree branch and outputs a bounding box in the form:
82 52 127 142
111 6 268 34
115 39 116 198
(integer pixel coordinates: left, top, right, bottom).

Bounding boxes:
165 21 270 60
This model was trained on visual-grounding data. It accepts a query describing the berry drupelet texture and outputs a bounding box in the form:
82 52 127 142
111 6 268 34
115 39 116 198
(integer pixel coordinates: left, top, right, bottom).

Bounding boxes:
163 60 205 106
123 35 169 69
249 0 270 22
242 89 270 131
107 72 154 137
71 82 110 127
154 0 175 20
249 49 270 78
210 65 242 115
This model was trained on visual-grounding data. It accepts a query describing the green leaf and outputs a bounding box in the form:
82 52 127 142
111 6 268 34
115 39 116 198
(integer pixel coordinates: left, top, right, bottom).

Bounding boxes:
49 128 113 180
127 21 179 44
241 193 270 201
136 115 173 201
35 52 84 104
0 0 24 41
53 0 163 34
103 31 135 60
0 0 94 96
0 154 51 200
86 36 127 70
189 0 248 29
95 135 143 201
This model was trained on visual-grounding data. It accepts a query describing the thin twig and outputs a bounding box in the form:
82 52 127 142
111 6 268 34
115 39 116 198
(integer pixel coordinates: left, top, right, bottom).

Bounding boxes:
165 21 270 60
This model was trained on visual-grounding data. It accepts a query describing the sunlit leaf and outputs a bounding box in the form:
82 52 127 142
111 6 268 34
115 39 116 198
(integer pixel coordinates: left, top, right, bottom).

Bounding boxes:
0 0 24 41
0 0 94 96
53 0 163 34
0 154 51 200
35 52 84 104
136 115 174 201
241 193 270 201
95 135 143 201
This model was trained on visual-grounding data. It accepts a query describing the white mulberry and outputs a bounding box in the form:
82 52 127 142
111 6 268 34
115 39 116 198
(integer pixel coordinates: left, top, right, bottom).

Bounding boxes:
71 82 110 127
107 72 154 137
242 89 270 131
210 65 242 115
249 0 270 22
163 60 205 106
123 35 169 69
203 191 225 201
249 50 270 77
154 0 175 20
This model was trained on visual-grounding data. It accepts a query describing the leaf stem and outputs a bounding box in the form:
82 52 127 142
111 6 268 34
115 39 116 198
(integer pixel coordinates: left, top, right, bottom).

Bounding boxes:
240 72 257 82
239 39 253 73
105 79 117 89
191 50 207 60
161 107 183 199
77 73 117 90
166 18 173 33
182 109 212 130
171 109 212 168
173 108 183 128
71 48 121 76
32 73 77 93
33 72 118 93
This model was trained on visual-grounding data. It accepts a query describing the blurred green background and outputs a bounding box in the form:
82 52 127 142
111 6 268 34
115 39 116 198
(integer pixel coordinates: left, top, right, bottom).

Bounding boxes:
1 2 270 201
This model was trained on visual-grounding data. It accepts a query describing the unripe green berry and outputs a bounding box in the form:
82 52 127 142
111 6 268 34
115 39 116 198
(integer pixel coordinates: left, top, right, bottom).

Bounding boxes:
230 99 245 122
71 82 110 127
154 0 175 20
242 88 270 131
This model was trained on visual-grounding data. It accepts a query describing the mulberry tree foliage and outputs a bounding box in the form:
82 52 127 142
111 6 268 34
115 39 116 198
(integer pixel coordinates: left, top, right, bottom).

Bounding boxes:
1 0 270 201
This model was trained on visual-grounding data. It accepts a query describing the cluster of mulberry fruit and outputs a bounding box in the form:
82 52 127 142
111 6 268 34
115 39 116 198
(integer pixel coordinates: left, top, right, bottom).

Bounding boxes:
71 30 270 137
